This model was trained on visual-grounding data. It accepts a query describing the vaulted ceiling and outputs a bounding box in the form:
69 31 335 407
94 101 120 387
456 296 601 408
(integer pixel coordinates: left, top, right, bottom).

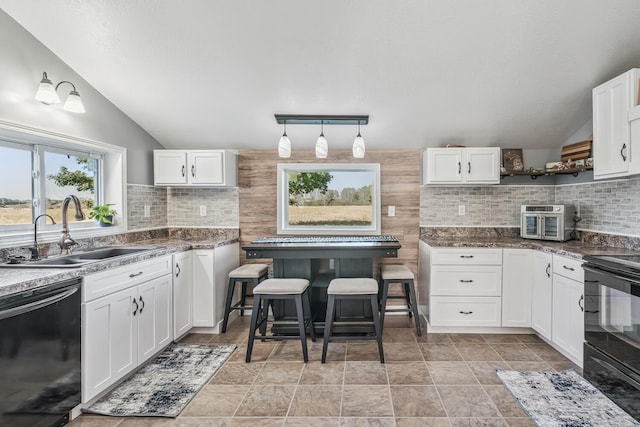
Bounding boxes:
2 0 640 151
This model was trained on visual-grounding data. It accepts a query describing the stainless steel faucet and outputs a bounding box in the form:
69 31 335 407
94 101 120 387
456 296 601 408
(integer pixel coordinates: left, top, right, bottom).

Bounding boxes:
59 195 86 254
28 213 56 260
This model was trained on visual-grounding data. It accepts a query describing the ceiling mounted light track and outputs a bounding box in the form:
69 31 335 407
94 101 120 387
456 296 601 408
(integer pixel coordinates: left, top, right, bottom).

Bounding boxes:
274 114 369 158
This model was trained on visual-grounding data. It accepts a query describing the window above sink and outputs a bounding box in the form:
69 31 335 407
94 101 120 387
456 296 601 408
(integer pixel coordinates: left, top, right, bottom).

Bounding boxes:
0 122 127 248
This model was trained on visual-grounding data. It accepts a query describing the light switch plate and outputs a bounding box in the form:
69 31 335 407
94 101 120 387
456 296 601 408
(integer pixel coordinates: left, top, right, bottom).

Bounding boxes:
388 206 396 217
200 205 207 216
144 206 151 217
458 205 465 215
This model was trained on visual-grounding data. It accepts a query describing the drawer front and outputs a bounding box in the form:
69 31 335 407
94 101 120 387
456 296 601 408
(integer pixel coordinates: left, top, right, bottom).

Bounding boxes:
552 255 584 282
430 296 502 327
431 265 502 296
83 255 172 303
431 248 502 265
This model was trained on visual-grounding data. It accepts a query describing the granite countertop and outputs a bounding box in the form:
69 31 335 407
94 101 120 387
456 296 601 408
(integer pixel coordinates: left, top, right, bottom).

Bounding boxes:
0 237 239 298
421 236 639 259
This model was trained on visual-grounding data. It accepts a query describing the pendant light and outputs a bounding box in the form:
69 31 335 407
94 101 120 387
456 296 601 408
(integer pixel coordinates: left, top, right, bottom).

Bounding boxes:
278 120 291 158
315 121 328 158
352 121 365 158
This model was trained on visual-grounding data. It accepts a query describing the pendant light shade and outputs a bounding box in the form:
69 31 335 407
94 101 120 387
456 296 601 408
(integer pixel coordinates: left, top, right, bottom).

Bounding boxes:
278 121 291 158
315 121 328 158
352 122 365 158
35 72 60 105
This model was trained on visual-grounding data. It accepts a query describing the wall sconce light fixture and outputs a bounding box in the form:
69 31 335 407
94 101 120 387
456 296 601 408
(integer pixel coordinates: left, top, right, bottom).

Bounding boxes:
274 114 369 159
35 72 85 113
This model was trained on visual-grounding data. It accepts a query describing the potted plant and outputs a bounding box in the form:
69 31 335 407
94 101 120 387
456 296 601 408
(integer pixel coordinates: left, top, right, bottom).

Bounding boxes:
89 203 117 227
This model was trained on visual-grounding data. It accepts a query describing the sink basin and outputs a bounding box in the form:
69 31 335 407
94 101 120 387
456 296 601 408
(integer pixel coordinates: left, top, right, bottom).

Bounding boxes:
0 246 160 268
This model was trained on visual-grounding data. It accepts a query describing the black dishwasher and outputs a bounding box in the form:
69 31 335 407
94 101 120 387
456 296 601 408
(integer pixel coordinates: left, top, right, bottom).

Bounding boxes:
0 278 81 427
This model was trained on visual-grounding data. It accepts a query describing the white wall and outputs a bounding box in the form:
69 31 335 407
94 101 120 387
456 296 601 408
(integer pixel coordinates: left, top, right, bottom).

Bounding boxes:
0 9 163 184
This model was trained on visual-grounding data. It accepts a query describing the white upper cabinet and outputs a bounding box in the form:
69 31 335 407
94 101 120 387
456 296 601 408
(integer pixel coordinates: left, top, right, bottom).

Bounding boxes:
154 149 237 186
423 147 500 184
592 68 640 179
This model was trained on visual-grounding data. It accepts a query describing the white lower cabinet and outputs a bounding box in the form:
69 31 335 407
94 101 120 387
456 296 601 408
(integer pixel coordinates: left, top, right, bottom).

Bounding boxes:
82 255 173 403
192 243 239 329
173 251 193 339
551 255 585 365
531 251 553 340
426 247 503 327
502 249 533 327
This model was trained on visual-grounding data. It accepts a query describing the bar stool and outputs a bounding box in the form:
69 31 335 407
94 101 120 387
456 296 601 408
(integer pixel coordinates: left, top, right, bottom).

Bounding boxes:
380 264 422 336
221 263 269 333
322 278 384 364
245 278 315 363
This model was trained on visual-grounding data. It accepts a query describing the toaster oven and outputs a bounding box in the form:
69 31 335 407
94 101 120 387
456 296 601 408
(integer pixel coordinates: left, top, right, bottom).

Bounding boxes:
520 204 576 242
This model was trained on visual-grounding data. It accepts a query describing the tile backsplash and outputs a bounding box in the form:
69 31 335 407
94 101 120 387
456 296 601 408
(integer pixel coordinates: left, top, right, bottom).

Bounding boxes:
127 184 167 230
421 176 640 237
420 185 555 227
555 176 640 237
167 187 239 228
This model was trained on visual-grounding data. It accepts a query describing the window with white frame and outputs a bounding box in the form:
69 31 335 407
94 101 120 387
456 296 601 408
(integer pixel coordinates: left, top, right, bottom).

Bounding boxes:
0 123 126 246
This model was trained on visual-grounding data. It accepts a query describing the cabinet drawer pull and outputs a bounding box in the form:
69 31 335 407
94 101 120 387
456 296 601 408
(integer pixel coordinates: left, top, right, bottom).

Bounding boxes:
459 279 474 283
129 271 144 278
458 162 461 174
621 143 627 162
181 165 185 177
132 298 139 316
175 263 181 277
459 255 474 259
459 311 473 315
578 295 584 312
563 265 575 271
468 161 471 174
139 296 145 314
191 165 195 177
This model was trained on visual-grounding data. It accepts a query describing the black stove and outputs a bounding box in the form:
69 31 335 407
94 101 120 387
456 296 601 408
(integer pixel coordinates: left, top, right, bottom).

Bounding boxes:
582 254 640 420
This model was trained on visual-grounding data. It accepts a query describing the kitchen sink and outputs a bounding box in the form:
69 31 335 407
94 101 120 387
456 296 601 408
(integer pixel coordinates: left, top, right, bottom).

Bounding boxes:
0 246 160 268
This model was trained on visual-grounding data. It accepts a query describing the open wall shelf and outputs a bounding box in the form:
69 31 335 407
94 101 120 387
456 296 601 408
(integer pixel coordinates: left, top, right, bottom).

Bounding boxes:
500 166 593 179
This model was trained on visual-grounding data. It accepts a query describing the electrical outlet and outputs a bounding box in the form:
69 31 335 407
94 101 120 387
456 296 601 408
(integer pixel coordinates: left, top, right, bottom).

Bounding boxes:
200 205 207 216
458 205 465 216
143 206 151 218
388 206 396 217
575 204 580 217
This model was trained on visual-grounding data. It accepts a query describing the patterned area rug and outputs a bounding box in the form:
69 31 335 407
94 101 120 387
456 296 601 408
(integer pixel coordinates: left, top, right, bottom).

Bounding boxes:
497 369 640 427
84 343 236 417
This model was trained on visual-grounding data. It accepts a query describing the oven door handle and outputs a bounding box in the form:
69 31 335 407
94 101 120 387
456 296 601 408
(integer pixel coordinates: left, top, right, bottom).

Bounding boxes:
0 286 78 321
538 215 544 239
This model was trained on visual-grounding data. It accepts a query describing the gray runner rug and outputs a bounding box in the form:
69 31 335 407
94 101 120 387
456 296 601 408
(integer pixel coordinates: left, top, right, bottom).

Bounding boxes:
497 369 639 427
84 342 236 417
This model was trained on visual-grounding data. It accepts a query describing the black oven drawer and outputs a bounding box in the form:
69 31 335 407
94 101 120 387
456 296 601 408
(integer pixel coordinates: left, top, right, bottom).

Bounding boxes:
584 343 640 421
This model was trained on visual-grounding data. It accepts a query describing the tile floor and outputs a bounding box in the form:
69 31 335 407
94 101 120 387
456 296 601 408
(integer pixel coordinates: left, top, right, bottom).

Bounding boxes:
69 315 580 427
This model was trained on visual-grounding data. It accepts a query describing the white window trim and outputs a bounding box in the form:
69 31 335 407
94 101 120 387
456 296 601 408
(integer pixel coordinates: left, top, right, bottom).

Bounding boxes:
0 120 128 249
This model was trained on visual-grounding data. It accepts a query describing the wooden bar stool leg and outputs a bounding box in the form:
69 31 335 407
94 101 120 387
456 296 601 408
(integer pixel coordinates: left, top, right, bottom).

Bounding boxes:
407 279 422 336
240 281 249 317
370 294 385 363
321 295 336 363
380 279 390 332
303 289 316 342
294 294 309 363
246 294 262 363
221 278 236 333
